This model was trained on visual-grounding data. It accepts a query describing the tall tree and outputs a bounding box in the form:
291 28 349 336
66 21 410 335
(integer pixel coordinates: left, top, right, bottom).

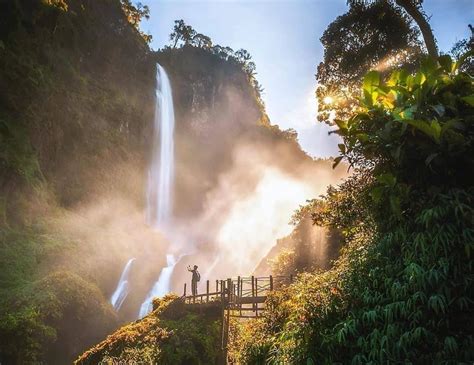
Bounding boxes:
192 33 212 49
316 1 422 123
349 0 438 57
169 19 196 48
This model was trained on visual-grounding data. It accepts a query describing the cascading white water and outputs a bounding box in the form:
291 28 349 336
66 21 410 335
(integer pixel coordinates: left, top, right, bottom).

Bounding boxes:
147 64 175 228
139 64 177 318
110 258 136 311
138 254 177 317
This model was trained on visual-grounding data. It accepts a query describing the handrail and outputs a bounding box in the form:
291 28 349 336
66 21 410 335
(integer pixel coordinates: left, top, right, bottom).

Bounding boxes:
182 274 294 305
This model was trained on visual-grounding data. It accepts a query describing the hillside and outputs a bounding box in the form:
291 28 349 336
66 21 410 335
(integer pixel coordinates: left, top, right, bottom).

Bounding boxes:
0 2 346 364
0 0 155 363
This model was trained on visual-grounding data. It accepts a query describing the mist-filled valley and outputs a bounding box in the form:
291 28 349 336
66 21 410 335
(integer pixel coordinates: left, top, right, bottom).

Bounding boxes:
2 0 473 364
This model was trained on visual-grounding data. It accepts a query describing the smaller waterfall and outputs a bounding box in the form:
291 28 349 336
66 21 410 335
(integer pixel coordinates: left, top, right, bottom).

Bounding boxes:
110 258 136 311
138 254 177 318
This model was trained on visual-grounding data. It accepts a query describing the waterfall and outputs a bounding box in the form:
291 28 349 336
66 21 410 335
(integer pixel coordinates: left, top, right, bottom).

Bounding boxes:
138 254 177 318
147 64 175 228
139 64 177 318
110 258 136 311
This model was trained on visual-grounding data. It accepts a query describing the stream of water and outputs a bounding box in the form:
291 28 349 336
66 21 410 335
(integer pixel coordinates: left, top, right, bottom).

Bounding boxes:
146 63 175 228
110 258 136 311
138 64 177 318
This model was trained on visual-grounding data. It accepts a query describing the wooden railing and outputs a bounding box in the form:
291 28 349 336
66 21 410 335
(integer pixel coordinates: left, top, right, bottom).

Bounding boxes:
182 275 293 309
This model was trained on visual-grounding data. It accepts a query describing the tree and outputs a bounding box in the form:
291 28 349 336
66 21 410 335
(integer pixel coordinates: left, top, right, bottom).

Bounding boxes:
120 0 151 42
169 19 196 48
450 24 474 74
316 1 422 123
349 0 438 58
192 33 212 49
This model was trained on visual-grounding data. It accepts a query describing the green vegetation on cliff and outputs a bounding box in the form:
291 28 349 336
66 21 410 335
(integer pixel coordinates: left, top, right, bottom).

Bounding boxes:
75 295 221 365
0 0 154 363
230 55 474 364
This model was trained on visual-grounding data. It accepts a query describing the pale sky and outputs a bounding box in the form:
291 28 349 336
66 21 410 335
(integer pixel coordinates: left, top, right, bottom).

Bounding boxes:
141 0 473 158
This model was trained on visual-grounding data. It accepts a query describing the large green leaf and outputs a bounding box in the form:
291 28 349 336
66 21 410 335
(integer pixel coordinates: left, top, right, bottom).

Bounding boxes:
403 119 441 143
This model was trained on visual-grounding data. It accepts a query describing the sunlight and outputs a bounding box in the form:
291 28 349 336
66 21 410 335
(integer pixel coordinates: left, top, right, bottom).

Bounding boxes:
216 167 316 275
323 95 334 105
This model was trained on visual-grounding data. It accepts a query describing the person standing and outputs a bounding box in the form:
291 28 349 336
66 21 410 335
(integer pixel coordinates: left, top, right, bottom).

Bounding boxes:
187 265 200 296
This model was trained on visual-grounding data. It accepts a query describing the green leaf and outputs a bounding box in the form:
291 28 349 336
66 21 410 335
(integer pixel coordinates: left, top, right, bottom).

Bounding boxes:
414 72 426 86
363 71 380 90
377 173 396 187
338 143 346 154
461 95 474 106
332 156 343 168
403 119 441 142
334 119 348 131
421 57 438 74
370 186 384 203
438 55 453 73
390 195 401 216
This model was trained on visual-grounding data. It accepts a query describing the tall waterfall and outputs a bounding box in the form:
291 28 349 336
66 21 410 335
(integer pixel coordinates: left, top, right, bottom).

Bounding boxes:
147 64 175 228
110 258 136 311
138 254 177 318
139 64 177 318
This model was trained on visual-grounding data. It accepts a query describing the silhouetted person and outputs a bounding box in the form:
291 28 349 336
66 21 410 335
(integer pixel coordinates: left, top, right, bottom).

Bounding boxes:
187 265 200 296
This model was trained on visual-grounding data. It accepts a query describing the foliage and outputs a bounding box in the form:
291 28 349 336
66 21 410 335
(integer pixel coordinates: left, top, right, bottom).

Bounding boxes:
120 0 152 43
0 0 155 362
317 0 423 123
450 27 474 75
0 271 117 364
334 54 474 190
231 55 474 364
349 0 439 58
268 249 296 276
0 116 42 185
75 295 222 365
166 19 265 108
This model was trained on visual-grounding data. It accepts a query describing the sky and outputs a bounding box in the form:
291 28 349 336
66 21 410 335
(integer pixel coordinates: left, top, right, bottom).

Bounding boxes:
141 0 473 158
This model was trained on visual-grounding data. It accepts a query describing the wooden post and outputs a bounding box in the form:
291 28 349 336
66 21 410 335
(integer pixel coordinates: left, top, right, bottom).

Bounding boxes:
237 276 241 298
216 279 219 293
227 278 232 302
206 280 209 303
220 280 224 302
290 274 293 283
251 275 255 312
270 275 273 291
255 277 259 316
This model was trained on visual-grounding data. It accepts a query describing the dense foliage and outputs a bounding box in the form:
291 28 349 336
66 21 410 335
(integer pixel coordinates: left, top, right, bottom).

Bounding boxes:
230 54 474 364
75 295 222 365
316 0 423 123
0 0 154 362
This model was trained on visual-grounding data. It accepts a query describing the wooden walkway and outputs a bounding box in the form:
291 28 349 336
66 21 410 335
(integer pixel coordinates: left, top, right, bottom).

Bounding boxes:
181 275 294 361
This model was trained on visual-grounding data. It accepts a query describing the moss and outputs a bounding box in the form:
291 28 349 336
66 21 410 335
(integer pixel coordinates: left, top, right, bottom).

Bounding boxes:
76 295 221 365
0 271 117 364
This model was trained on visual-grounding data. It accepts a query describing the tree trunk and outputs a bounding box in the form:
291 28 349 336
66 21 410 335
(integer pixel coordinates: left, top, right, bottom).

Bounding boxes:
395 0 438 58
